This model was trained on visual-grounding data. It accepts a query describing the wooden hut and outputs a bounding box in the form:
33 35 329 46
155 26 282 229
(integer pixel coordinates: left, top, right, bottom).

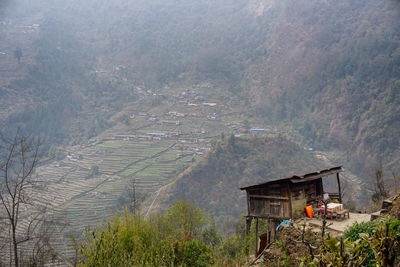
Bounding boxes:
240 166 344 255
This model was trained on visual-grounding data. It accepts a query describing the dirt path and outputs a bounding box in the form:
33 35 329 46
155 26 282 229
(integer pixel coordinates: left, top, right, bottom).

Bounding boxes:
308 212 371 233
145 184 167 218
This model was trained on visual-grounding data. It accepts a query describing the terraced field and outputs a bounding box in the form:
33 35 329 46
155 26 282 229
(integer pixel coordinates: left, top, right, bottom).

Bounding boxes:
15 85 245 258
23 85 290 259
1 83 364 263
35 139 192 257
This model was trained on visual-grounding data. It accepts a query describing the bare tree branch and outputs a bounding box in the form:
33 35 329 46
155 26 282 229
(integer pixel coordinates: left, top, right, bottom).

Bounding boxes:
0 132 59 266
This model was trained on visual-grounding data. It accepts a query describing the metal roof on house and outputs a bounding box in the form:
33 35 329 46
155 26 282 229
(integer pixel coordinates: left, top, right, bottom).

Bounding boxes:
146 132 167 136
240 166 344 190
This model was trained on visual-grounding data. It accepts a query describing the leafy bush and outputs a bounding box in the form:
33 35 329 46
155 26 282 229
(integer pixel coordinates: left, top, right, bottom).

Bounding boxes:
342 220 378 266
79 213 175 266
175 239 213 267
370 217 400 266
302 217 400 267
343 220 378 241
78 201 215 266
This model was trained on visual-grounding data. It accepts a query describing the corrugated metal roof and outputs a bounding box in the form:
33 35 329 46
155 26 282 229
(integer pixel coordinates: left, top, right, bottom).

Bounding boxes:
240 166 343 190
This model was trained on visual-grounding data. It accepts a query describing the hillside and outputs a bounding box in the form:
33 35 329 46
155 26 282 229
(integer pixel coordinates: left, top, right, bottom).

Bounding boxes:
242 0 400 174
0 0 398 176
155 136 362 227
1 0 399 262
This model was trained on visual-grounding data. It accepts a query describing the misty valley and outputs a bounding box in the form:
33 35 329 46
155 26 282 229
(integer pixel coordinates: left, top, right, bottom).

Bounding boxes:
0 0 400 266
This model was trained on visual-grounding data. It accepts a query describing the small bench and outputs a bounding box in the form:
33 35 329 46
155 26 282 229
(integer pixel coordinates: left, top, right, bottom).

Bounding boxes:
336 209 350 220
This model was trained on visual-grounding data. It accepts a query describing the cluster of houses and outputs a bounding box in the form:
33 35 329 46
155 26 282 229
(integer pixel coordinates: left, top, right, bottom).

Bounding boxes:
102 89 279 158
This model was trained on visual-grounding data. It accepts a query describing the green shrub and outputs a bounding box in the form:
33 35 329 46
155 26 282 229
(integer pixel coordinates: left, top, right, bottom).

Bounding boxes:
79 213 175 266
175 239 213 267
343 221 378 241
78 201 215 266
342 220 378 266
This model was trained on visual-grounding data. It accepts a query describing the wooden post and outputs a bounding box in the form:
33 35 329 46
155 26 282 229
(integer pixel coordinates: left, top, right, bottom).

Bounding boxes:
270 220 275 241
246 191 250 216
245 217 252 256
254 218 259 257
336 173 342 203
266 219 270 244
246 217 252 235
288 183 293 218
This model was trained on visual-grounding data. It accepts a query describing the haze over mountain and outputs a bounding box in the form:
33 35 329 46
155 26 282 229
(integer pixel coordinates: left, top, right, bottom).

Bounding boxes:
1 0 399 174
0 0 399 259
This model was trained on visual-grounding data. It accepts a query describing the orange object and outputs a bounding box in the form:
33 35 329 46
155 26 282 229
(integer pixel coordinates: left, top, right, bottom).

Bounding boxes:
305 205 313 218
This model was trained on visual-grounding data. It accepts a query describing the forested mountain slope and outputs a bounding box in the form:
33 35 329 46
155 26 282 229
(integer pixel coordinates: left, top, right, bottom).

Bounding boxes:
243 0 400 173
155 136 361 227
1 0 399 174
1 1 399 258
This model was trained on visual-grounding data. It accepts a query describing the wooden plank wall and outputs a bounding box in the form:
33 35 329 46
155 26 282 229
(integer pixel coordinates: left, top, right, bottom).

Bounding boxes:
248 182 290 218
247 179 323 219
